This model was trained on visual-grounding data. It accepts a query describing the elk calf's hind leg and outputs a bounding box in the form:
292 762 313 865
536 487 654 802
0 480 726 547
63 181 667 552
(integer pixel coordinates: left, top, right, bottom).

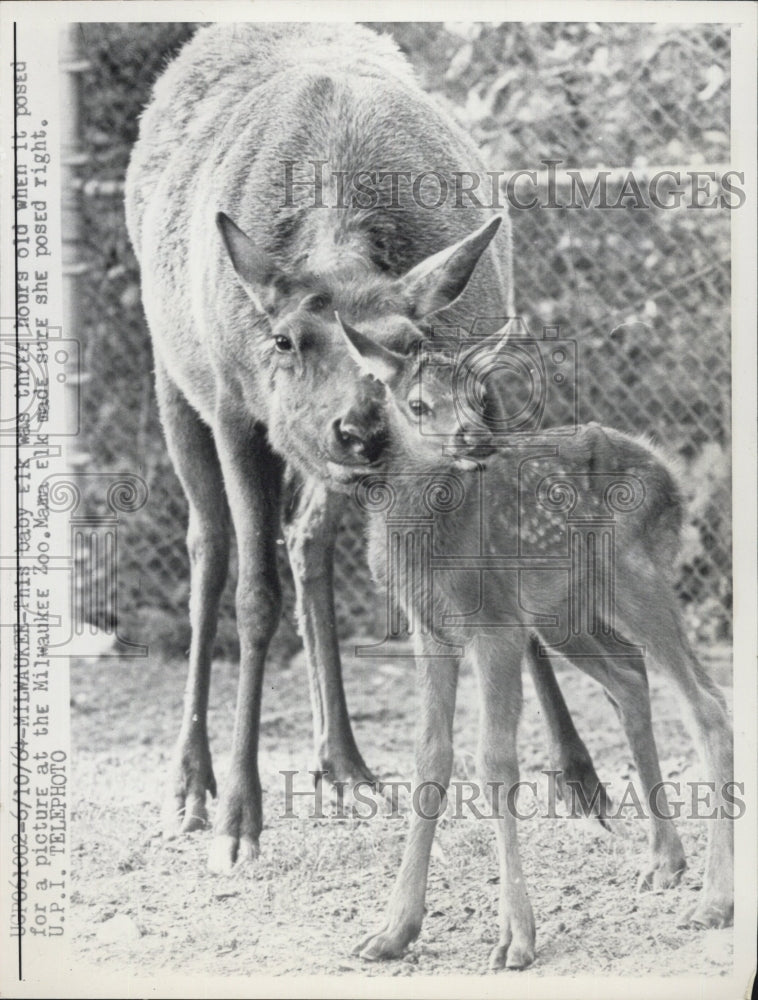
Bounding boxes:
548 629 687 890
615 578 733 928
154 362 230 837
600 655 687 893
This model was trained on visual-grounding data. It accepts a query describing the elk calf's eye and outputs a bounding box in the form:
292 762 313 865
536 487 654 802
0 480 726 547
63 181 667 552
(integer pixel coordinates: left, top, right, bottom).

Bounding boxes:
274 335 293 353
307 293 330 312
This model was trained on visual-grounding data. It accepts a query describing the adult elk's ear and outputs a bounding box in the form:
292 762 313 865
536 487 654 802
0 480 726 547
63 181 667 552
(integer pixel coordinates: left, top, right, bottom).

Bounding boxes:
335 313 407 387
217 212 284 314
398 215 503 319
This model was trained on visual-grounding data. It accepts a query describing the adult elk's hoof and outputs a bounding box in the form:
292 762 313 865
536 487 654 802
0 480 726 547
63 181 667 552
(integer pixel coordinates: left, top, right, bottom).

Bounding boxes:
161 740 216 838
677 897 733 930
208 834 260 874
353 919 421 961
207 777 262 873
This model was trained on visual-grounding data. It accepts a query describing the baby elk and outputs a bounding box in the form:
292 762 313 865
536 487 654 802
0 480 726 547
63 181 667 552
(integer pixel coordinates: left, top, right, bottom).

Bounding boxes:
337 317 734 969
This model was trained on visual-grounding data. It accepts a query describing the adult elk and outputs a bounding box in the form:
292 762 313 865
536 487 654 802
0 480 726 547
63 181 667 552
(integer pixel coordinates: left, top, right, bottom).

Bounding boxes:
125 23 513 872
339 321 734 967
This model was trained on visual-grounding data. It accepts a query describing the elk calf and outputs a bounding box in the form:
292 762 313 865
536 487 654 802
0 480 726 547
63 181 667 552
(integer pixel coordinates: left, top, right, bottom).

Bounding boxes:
339 321 734 968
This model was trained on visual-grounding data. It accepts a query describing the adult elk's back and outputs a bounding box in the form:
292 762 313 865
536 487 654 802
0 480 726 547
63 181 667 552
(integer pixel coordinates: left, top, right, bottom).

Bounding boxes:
125 23 512 872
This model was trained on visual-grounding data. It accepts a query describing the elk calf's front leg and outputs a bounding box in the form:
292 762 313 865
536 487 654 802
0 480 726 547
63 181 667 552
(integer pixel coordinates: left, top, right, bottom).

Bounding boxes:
476 637 535 971
355 653 458 961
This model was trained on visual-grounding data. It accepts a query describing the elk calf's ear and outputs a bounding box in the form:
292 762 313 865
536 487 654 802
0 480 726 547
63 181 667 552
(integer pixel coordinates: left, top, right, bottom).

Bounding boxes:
335 313 407 387
399 215 503 318
461 319 515 368
216 212 283 314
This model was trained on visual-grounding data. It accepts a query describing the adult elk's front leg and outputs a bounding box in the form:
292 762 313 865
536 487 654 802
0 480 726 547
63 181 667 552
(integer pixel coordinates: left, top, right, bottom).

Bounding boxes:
283 471 376 787
207 405 283 873
155 361 230 837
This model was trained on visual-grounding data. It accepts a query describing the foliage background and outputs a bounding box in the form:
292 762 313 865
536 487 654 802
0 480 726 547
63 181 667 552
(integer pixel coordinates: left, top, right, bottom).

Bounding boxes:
73 21 732 657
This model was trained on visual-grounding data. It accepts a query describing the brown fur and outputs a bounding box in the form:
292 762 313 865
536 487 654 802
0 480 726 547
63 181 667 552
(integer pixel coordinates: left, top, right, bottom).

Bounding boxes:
125 23 514 872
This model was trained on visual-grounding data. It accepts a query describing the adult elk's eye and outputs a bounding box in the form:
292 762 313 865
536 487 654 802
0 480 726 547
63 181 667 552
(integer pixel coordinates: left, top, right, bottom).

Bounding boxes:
274 335 293 353
408 398 431 418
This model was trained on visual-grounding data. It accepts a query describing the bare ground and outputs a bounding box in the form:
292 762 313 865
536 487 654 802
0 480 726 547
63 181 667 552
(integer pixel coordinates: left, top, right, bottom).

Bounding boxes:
69 640 733 981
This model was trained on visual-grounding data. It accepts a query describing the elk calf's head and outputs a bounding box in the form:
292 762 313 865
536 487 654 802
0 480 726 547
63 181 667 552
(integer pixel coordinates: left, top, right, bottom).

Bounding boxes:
336 312 512 473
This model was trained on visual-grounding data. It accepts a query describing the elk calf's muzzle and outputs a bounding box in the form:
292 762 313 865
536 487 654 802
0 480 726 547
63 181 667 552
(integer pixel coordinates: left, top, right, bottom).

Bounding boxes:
331 385 388 466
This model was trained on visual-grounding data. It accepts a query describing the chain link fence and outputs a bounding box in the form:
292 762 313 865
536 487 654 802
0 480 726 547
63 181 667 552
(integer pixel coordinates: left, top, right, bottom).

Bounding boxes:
72 21 732 659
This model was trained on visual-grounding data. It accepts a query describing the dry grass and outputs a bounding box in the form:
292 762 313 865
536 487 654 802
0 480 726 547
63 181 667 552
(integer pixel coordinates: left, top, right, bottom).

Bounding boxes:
69 640 732 979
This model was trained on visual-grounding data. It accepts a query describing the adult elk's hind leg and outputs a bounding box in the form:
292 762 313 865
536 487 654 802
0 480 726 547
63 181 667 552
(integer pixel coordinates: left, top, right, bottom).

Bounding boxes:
154 361 230 837
283 471 376 787
207 404 284 873
525 634 611 828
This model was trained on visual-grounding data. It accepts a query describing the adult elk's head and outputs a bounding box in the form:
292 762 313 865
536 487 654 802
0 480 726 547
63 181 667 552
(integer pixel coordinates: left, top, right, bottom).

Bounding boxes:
217 212 503 486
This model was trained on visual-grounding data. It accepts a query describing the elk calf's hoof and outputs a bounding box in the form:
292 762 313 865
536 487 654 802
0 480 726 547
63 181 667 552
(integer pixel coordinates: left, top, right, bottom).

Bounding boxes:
677 898 733 930
317 751 378 791
207 833 260 874
353 920 420 961
162 742 217 838
181 802 210 834
637 855 686 893
489 941 536 971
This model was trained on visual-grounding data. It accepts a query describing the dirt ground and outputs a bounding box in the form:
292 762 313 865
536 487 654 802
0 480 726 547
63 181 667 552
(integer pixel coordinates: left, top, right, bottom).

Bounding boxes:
68 638 733 983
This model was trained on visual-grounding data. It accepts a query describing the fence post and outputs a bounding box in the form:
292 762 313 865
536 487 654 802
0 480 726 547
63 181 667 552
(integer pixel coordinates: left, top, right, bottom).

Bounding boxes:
59 24 90 469
59 26 95 642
